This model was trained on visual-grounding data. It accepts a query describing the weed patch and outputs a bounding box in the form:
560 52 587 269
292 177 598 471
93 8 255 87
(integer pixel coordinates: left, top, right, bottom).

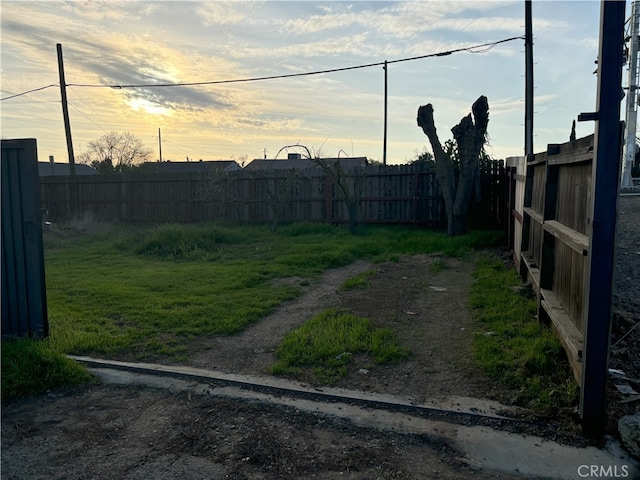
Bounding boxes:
340 270 377 291
470 255 578 411
270 309 410 383
1 337 93 402
429 256 448 273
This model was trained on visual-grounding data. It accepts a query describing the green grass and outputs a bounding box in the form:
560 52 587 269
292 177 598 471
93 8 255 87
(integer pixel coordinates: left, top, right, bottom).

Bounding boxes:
3 223 579 412
270 309 411 383
1 337 94 401
43 222 499 360
3 221 502 401
340 270 377 291
470 255 578 411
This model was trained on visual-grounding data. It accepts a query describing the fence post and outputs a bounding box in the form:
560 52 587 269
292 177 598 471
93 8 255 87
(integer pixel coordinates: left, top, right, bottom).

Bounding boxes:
325 175 333 224
412 170 419 223
580 0 625 439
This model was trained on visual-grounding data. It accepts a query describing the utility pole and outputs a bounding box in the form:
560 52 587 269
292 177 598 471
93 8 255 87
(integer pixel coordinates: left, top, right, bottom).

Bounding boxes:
383 60 388 166
524 0 534 158
158 128 162 162
622 1 639 188
56 43 76 176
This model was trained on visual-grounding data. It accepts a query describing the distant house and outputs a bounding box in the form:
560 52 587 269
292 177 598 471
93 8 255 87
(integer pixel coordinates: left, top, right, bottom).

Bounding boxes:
139 160 241 174
38 162 99 176
245 153 368 174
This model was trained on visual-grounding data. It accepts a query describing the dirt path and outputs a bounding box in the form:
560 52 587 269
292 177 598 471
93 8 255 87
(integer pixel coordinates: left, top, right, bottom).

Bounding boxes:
333 255 492 403
186 254 494 406
188 260 373 375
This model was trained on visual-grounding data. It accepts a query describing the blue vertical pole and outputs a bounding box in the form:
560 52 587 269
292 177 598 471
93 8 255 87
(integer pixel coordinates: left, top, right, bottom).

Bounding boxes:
580 0 625 439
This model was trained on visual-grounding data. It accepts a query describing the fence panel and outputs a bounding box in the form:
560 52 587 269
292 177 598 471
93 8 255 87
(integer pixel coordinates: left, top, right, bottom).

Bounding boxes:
518 134 595 388
39 162 505 229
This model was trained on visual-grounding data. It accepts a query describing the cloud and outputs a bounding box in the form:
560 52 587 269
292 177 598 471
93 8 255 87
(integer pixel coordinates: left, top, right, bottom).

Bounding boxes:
197 1 250 26
223 32 376 59
1 10 238 112
277 1 526 39
57 0 131 22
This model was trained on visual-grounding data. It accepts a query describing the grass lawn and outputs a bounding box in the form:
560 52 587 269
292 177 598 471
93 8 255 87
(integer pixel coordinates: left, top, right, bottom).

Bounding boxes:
42 221 499 360
3 220 576 412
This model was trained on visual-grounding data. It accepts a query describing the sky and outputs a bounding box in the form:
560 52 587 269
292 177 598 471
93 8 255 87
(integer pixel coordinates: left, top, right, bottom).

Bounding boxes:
0 0 628 166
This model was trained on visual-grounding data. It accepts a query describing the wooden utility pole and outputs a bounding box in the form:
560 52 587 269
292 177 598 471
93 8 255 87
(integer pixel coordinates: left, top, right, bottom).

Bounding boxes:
524 0 534 158
56 43 76 176
383 60 388 166
158 128 163 162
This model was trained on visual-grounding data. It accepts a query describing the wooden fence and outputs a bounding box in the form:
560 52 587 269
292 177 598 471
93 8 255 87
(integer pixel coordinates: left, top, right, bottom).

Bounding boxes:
40 162 505 229
516 134 594 384
508 128 624 437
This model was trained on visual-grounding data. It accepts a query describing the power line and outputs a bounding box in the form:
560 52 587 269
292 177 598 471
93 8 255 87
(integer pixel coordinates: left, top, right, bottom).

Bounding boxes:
68 101 110 135
68 86 118 132
0 83 59 101
0 36 522 103
68 36 523 89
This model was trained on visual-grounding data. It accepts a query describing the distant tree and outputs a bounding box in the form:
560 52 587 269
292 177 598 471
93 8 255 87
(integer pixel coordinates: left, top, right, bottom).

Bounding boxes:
409 149 436 167
417 96 490 236
78 131 152 173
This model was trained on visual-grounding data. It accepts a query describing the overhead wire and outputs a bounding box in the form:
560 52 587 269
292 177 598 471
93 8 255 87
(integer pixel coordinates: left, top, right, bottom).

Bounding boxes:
0 83 59 101
68 101 111 135
1 35 524 101
68 86 118 131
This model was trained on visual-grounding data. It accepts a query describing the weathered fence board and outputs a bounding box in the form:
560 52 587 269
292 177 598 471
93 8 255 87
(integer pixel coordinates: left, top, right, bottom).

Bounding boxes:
505 156 525 268
520 134 594 385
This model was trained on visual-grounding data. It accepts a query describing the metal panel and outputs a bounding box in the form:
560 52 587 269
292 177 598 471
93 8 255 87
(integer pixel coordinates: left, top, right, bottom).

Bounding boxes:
1 139 49 338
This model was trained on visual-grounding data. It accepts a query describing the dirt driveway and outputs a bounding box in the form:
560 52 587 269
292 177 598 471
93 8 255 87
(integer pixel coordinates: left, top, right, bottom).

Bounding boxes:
186 255 494 405
2 198 638 479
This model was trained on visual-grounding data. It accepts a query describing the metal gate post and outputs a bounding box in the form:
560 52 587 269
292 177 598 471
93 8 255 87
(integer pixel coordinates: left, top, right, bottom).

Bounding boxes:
580 0 626 439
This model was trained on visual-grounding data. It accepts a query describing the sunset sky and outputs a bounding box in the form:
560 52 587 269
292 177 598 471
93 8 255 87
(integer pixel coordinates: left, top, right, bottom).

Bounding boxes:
0 1 624 166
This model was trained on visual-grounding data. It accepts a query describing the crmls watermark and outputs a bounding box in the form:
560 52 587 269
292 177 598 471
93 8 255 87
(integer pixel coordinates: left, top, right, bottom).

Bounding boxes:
578 465 630 478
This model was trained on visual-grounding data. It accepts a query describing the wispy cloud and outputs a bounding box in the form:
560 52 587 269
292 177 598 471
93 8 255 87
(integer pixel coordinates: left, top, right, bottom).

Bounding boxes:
197 1 251 26
221 32 378 59
277 1 527 38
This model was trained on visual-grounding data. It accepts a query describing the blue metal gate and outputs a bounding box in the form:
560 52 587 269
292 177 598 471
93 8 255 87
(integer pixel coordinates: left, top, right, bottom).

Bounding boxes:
1 139 48 337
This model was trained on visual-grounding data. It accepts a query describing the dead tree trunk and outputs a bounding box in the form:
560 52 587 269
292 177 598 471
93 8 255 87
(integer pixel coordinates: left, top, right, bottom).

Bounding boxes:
417 96 489 236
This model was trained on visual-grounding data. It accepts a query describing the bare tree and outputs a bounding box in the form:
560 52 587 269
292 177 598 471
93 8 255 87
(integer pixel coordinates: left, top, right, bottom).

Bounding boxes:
275 144 364 234
80 131 152 173
417 96 489 236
